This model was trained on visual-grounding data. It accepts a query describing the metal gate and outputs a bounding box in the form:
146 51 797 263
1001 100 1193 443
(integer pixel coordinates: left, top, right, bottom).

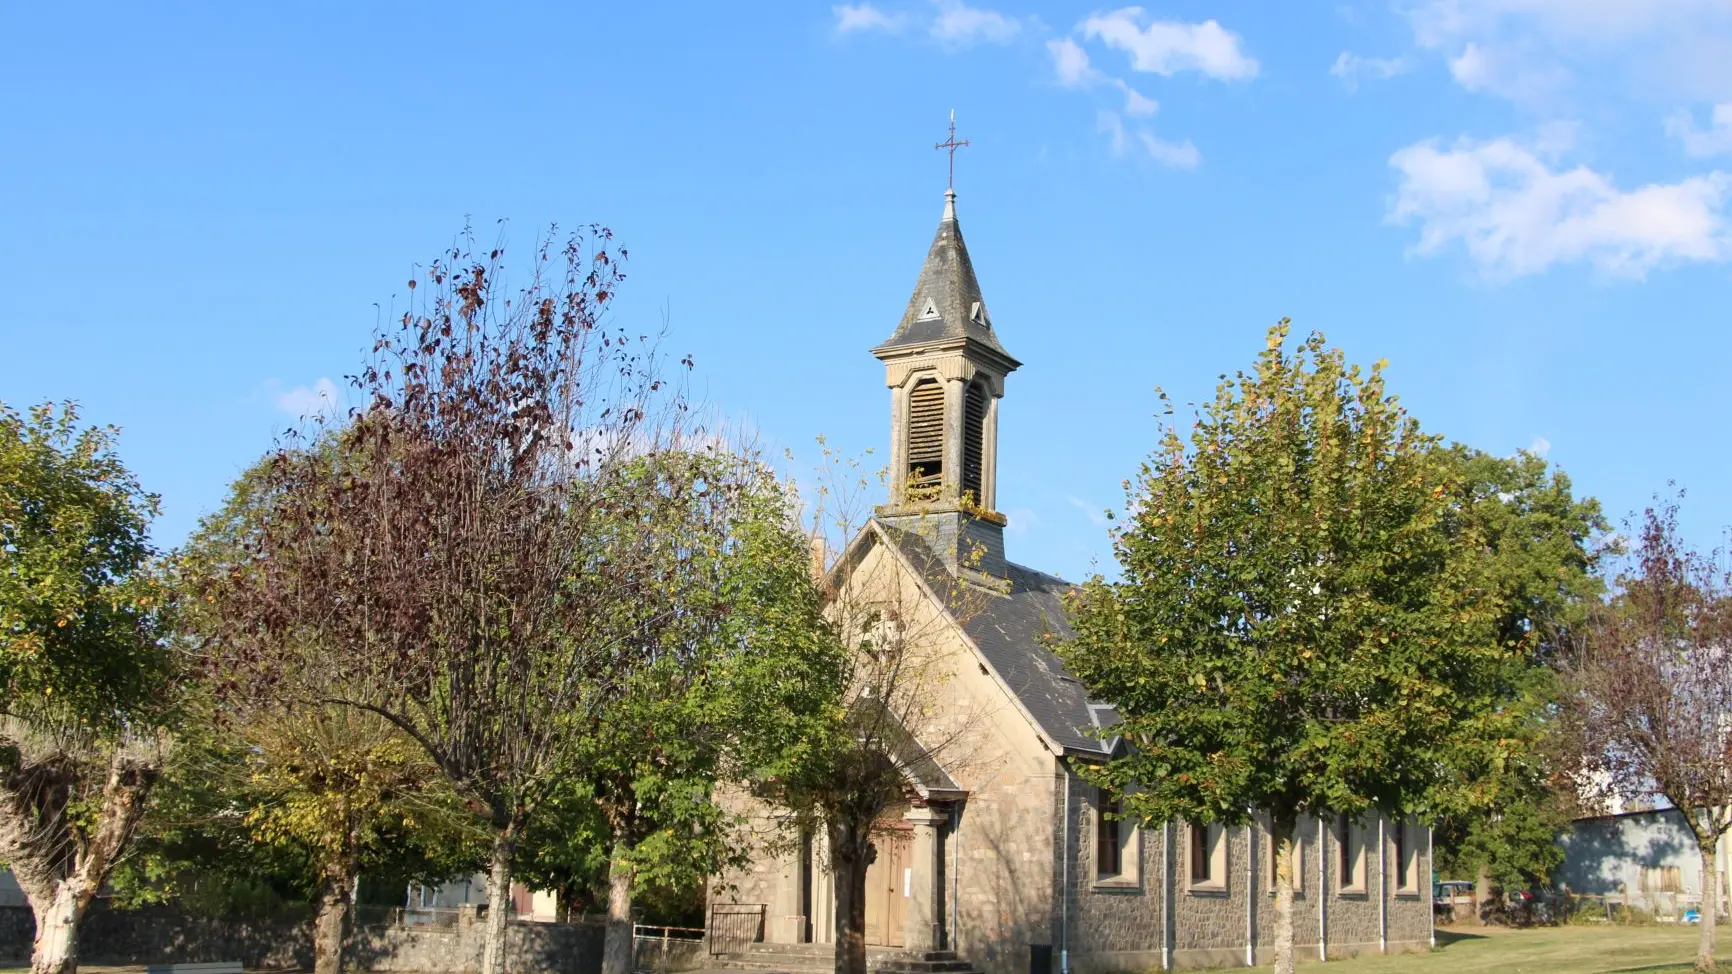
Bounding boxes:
707 903 766 956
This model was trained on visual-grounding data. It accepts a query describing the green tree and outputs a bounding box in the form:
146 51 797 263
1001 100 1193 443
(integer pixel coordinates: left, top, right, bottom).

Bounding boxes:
580 450 845 974
1060 324 1508 974
1428 447 1608 917
0 402 176 974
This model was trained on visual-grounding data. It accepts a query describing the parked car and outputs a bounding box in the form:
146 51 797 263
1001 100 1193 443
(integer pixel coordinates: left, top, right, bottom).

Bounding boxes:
1435 881 1475 922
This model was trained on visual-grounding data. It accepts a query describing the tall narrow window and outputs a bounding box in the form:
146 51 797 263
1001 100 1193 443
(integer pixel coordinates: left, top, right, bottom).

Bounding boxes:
1338 814 1356 889
962 382 987 504
906 378 944 500
1190 821 1211 884
1096 789 1122 879
1394 820 1408 890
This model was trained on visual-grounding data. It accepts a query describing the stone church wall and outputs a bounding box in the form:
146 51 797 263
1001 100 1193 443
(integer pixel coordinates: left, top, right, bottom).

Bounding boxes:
1321 817 1384 959
1056 767 1165 974
948 752 1057 974
709 783 803 944
1248 816 1324 965
1383 821 1433 950
0 904 604 972
1169 822 1252 969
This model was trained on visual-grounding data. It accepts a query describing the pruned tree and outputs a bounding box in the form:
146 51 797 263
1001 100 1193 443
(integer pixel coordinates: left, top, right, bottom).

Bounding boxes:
1565 498 1732 972
207 226 698 974
1060 324 1509 974
0 401 176 974
764 443 993 974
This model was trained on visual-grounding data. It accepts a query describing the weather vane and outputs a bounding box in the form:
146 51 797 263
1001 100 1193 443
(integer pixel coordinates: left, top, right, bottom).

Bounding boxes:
935 109 970 191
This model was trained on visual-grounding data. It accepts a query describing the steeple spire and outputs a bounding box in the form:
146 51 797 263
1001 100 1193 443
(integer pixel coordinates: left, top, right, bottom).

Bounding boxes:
871 144 1020 579
872 190 1015 360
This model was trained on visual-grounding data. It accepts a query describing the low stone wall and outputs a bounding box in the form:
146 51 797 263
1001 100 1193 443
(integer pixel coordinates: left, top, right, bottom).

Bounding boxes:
0 905 605 973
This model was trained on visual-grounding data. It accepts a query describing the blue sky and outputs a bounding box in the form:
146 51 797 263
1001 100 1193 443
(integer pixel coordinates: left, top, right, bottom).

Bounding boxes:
4 1 1731 582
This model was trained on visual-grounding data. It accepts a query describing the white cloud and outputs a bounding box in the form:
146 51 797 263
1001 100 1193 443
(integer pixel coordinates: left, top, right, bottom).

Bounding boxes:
1527 436 1552 457
1066 495 1111 528
833 3 904 33
1668 103 1732 157
1330 51 1409 91
1119 82 1158 117
1406 0 1732 105
1388 134 1732 278
274 377 341 420
1445 41 1567 105
1140 131 1200 168
1048 37 1099 87
930 1 1022 47
1097 110 1129 157
1097 110 1198 168
1080 7 1259 81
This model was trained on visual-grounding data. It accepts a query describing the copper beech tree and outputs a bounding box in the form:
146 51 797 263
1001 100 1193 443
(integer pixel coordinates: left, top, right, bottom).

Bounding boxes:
1566 499 1732 973
209 227 705 974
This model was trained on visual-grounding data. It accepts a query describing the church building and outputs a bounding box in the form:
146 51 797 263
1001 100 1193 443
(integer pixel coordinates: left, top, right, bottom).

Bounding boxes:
710 184 1435 973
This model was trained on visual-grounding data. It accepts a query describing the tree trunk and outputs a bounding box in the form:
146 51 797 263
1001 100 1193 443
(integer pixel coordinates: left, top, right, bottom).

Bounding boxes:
1271 811 1297 974
1697 835 1719 973
829 819 871 974
602 838 637 974
1 748 161 974
312 868 354 974
481 826 518 974
1473 864 1493 926
29 883 81 974
555 879 574 923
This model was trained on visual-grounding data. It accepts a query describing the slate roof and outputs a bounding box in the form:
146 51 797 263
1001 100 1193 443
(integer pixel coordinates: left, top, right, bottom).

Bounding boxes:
872 193 1018 365
878 523 1115 757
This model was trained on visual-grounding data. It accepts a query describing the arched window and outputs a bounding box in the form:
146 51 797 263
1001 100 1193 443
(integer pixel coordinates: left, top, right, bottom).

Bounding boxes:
906 377 944 500
962 381 988 504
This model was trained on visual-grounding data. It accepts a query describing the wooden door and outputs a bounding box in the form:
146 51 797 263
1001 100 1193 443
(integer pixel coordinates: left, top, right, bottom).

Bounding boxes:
863 829 911 947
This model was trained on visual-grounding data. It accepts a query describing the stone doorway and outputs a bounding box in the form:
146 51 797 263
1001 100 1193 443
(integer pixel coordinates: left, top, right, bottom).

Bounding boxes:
864 824 911 947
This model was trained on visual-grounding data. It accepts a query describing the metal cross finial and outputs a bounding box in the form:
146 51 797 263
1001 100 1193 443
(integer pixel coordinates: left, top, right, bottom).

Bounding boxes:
934 109 970 191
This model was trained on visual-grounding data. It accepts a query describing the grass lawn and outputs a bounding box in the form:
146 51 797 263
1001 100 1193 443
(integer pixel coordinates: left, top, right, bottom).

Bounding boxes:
3 927 1728 974
1270 924 1731 973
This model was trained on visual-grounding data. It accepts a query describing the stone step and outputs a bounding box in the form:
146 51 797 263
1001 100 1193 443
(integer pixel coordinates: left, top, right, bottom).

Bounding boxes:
707 947 978 974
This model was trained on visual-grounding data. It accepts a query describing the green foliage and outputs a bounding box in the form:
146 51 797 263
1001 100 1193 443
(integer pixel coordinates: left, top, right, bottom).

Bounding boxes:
0 400 173 730
552 448 844 897
1428 446 1609 889
1060 323 1507 826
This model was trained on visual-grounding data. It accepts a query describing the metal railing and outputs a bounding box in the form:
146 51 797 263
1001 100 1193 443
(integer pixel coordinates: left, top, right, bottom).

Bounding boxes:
634 924 707 974
707 903 766 956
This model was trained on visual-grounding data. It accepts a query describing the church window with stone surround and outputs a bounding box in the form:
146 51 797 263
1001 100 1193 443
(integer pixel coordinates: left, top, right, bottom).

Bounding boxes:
906 377 945 500
1336 814 1366 893
1096 790 1121 878
1394 819 1419 894
1093 788 1138 886
1187 821 1226 891
962 381 987 504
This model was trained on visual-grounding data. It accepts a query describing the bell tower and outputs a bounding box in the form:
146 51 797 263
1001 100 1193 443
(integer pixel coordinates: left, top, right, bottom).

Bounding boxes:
872 188 1020 577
